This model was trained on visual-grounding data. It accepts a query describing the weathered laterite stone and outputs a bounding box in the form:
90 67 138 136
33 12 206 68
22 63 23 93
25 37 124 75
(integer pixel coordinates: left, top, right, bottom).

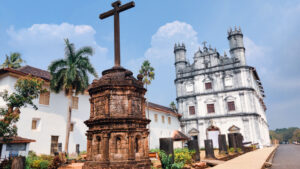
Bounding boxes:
83 66 151 169
218 134 228 154
204 139 215 159
188 139 200 161
160 138 174 163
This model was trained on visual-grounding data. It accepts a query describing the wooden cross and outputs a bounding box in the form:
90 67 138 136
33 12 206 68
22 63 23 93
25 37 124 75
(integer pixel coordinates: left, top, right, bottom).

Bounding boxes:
100 0 135 67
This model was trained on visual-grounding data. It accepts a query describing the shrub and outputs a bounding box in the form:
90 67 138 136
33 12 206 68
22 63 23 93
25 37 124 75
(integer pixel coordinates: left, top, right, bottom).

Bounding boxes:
236 148 242 153
174 148 195 165
39 160 49 169
26 153 51 169
150 149 160 153
159 150 173 169
228 147 235 153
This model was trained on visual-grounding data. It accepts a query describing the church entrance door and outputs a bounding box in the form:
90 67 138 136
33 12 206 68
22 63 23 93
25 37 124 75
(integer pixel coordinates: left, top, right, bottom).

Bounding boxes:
207 126 220 148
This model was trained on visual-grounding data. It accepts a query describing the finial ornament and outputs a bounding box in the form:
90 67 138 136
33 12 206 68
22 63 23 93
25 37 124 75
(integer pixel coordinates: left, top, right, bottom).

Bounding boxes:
202 41 207 48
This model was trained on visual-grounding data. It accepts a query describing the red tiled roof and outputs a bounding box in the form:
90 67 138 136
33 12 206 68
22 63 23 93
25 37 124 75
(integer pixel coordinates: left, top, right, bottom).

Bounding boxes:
148 102 181 117
18 65 51 81
0 66 51 81
172 130 189 141
0 136 35 144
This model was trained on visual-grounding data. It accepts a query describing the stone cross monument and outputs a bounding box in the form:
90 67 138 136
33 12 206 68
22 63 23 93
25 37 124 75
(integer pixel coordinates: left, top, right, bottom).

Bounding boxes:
83 1 151 168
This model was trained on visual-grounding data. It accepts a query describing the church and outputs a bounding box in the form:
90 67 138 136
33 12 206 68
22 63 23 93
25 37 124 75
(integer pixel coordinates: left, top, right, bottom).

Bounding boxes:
174 27 271 148
0 27 270 157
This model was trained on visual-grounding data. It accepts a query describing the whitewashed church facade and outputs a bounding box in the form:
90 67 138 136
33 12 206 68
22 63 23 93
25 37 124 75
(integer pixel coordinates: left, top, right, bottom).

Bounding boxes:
174 27 271 148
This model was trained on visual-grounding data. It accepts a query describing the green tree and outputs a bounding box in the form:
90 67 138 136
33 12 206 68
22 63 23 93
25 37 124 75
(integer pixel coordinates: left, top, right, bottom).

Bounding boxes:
139 60 154 146
1 52 24 69
48 39 98 154
0 75 46 137
292 129 300 143
170 101 177 112
139 60 155 114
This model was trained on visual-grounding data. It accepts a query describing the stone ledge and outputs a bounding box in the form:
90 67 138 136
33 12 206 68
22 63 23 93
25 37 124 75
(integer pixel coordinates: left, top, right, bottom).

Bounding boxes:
211 146 277 169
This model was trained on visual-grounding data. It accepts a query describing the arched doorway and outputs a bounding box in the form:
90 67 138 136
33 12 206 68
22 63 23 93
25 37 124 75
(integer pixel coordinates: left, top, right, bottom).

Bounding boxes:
207 125 220 148
188 128 199 141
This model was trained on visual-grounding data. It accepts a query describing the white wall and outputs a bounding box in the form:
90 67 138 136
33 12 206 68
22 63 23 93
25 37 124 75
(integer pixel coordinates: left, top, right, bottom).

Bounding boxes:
0 75 89 155
147 108 181 149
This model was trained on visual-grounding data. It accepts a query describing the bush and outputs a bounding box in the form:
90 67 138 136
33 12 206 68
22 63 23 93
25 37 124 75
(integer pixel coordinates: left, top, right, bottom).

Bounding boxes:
228 147 235 153
26 153 51 169
159 150 186 169
174 148 195 165
236 148 242 153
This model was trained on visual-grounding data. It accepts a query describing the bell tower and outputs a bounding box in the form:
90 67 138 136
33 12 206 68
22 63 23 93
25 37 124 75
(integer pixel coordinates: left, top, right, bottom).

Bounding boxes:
227 26 246 65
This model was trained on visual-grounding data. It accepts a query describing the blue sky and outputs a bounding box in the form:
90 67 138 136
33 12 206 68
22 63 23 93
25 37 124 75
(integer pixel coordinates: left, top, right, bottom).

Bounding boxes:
0 0 299 129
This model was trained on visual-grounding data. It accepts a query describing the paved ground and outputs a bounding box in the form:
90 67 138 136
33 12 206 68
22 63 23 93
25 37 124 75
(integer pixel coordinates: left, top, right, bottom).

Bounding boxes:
272 144 300 169
211 146 276 169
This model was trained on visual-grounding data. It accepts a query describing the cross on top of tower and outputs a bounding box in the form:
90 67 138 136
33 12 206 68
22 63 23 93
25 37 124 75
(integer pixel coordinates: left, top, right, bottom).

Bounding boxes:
99 0 135 67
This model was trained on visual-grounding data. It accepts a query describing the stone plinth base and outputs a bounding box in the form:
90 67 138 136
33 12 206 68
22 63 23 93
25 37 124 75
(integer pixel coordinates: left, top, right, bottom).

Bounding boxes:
83 159 151 169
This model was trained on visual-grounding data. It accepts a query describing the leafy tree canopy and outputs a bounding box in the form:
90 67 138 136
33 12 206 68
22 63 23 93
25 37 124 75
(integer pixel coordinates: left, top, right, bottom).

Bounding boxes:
139 60 155 86
1 52 24 69
270 127 300 143
0 75 46 137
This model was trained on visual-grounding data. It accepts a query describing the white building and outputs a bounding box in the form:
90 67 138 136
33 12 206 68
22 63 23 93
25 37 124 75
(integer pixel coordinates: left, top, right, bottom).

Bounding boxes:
174 27 271 148
0 66 182 155
147 102 182 149
0 66 89 155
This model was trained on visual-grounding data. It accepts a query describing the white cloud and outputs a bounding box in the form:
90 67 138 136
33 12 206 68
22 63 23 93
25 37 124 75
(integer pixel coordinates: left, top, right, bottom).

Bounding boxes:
6 23 110 72
125 21 201 106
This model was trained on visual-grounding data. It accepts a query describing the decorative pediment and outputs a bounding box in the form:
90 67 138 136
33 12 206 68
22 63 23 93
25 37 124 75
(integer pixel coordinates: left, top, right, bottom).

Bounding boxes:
204 98 216 103
207 125 220 131
202 76 213 82
224 96 236 101
228 125 240 132
188 128 199 135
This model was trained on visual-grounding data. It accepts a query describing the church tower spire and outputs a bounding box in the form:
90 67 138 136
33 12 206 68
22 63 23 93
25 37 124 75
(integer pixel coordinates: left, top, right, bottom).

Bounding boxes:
227 26 246 65
174 43 187 76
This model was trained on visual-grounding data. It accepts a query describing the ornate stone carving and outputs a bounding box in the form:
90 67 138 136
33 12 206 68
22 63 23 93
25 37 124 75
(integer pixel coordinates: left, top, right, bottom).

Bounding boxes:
83 67 151 169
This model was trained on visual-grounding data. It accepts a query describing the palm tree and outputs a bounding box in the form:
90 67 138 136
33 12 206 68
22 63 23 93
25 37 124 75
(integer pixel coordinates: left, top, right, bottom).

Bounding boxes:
1 52 24 69
48 39 98 154
139 60 155 145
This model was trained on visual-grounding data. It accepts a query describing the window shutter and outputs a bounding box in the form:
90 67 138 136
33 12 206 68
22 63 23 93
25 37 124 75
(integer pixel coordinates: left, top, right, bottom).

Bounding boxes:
205 82 212 90
228 101 235 111
168 117 171 124
70 123 74 132
32 120 37 130
39 91 50 105
154 114 158 122
207 104 215 113
162 116 165 123
189 106 195 115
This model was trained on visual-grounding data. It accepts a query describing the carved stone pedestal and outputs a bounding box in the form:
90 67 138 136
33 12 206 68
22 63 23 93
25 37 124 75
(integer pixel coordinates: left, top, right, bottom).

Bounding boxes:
83 67 151 169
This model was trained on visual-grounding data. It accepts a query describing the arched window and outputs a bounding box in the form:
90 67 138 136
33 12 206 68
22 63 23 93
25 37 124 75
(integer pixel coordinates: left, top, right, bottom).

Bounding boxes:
96 136 101 154
135 137 139 153
116 136 121 153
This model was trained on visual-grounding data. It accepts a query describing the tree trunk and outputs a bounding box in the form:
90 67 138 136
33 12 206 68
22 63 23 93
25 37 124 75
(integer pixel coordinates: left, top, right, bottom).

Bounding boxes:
64 89 73 155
